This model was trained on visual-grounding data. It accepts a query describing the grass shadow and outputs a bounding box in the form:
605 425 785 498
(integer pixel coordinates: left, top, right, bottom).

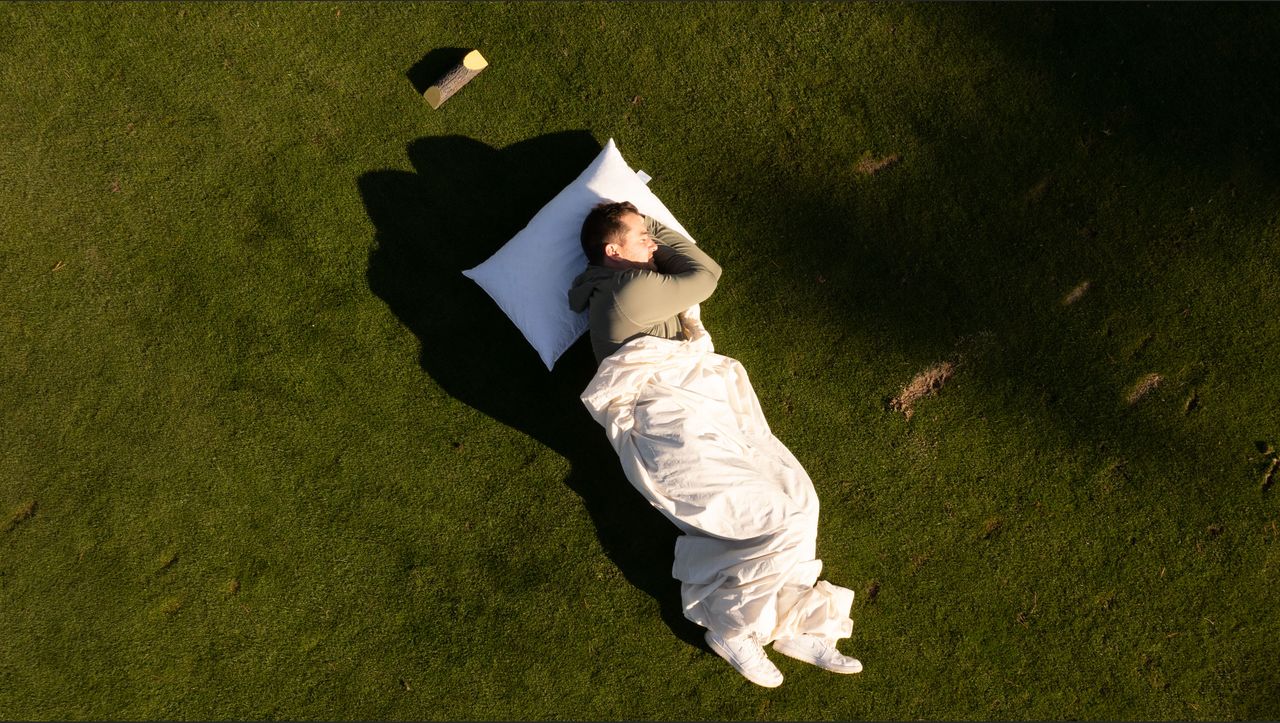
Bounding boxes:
690 2 1280 501
956 3 1280 185
358 131 705 651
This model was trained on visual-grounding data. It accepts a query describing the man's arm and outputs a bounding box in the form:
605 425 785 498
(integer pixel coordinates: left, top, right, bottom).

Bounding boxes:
648 216 722 278
614 217 722 327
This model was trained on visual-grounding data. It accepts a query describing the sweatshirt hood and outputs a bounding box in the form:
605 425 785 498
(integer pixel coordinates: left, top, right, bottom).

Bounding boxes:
568 264 620 313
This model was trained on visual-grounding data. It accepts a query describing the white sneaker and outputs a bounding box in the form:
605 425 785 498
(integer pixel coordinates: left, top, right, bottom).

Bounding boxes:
705 630 784 688
773 635 863 674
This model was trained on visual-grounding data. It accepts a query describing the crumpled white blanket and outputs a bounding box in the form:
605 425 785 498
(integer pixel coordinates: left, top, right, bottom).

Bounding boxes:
580 306 854 643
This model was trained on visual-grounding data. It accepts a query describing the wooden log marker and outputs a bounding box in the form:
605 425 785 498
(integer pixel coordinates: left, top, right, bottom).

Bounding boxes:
424 50 488 109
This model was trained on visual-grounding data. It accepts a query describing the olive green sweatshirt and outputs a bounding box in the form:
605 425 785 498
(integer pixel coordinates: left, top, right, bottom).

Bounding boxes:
568 216 722 364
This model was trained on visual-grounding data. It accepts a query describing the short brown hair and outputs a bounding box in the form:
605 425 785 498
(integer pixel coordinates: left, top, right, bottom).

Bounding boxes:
580 201 639 265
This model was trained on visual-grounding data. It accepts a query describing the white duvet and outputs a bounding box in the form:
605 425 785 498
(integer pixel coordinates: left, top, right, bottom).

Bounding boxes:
580 307 854 643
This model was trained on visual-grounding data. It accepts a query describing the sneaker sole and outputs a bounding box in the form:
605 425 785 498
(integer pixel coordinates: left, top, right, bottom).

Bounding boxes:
705 631 784 688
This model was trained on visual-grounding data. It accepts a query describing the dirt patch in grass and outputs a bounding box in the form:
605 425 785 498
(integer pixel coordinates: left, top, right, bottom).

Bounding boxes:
155 551 179 574
865 580 880 603
1127 333 1154 360
1183 391 1200 416
159 596 184 617
855 152 900 176
1061 280 1090 306
1026 175 1052 203
4 500 37 533
1258 442 1278 492
980 517 1004 540
1015 592 1039 627
1125 373 1163 405
891 361 955 419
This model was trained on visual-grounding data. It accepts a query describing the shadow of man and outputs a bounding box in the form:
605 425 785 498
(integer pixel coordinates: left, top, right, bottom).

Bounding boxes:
359 131 705 649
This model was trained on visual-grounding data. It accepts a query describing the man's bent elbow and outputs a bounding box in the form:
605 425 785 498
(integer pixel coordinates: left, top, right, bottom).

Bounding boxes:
697 271 720 302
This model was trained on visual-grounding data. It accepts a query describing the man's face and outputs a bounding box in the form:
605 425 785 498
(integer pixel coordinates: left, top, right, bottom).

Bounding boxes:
605 212 657 271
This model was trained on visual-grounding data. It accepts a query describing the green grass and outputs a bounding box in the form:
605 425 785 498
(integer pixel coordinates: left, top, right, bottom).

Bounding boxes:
3 2 1280 719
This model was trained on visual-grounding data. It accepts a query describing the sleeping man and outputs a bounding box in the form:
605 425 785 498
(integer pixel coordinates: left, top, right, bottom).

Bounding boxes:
567 201 861 688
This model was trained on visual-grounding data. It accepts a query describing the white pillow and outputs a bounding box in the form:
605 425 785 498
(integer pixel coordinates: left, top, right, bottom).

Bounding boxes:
462 138 695 370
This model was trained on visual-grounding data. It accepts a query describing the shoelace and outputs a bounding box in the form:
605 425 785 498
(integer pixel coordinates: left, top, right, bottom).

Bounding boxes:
785 635 836 659
737 635 771 665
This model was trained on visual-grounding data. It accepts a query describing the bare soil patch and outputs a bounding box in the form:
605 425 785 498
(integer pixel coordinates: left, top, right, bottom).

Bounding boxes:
1125 373 1163 405
891 361 955 419
855 152 901 176
4 500 36 533
1061 280 1090 306
865 580 880 603
1183 391 1199 416
1026 175 1052 203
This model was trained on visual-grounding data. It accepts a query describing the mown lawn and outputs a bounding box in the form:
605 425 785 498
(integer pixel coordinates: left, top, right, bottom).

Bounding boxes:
2 2 1279 719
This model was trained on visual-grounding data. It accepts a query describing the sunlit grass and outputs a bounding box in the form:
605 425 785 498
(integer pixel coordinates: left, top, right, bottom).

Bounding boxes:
2 2 1278 719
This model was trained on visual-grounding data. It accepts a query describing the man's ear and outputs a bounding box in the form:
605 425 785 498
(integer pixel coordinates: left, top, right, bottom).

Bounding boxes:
603 243 619 259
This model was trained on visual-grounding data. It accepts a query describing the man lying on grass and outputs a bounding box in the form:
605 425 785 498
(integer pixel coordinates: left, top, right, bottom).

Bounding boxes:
569 201 862 688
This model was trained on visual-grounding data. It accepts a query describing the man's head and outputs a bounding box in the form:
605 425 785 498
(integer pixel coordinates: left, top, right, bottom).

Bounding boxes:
580 201 657 271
